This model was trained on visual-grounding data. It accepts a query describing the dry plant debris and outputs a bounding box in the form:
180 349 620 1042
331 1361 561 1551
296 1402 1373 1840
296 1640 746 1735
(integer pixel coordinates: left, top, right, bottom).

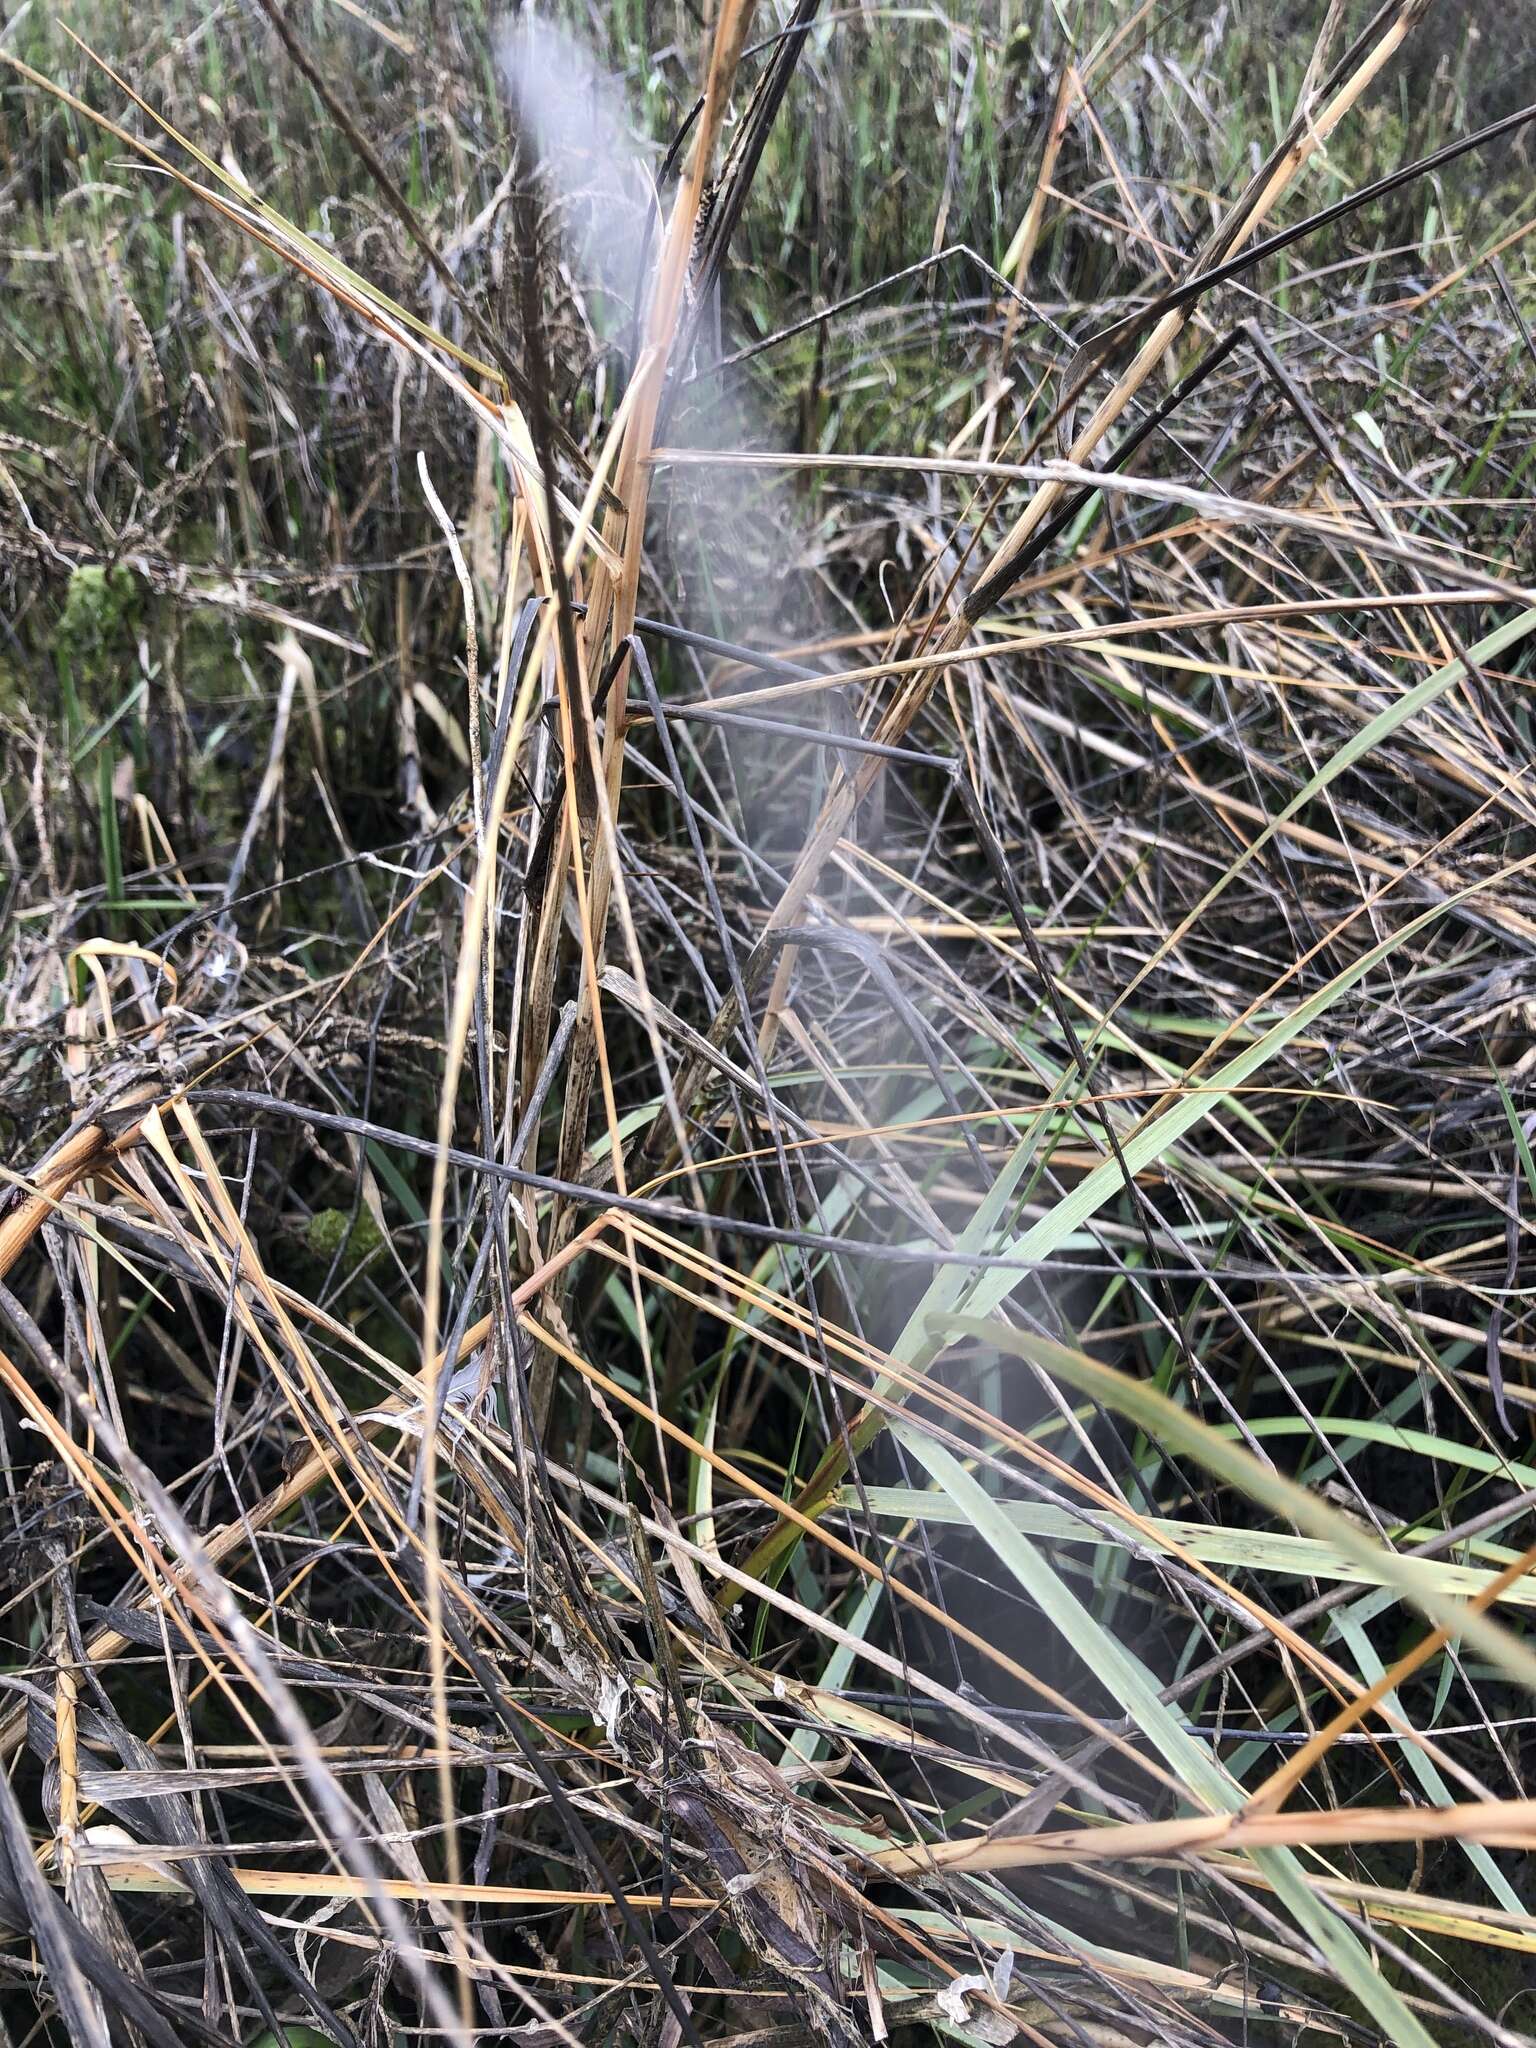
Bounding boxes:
4 0 1536 2042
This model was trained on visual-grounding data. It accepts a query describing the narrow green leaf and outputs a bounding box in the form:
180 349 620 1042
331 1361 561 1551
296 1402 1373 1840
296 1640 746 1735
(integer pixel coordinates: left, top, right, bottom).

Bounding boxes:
840 1485 1536 1605
942 1318 1536 1695
886 1412 1441 2048
886 1417 1232 1806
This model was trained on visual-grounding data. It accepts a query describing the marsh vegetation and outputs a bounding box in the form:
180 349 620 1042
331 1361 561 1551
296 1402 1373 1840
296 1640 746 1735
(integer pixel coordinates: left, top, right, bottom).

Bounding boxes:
4 2 1536 2043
